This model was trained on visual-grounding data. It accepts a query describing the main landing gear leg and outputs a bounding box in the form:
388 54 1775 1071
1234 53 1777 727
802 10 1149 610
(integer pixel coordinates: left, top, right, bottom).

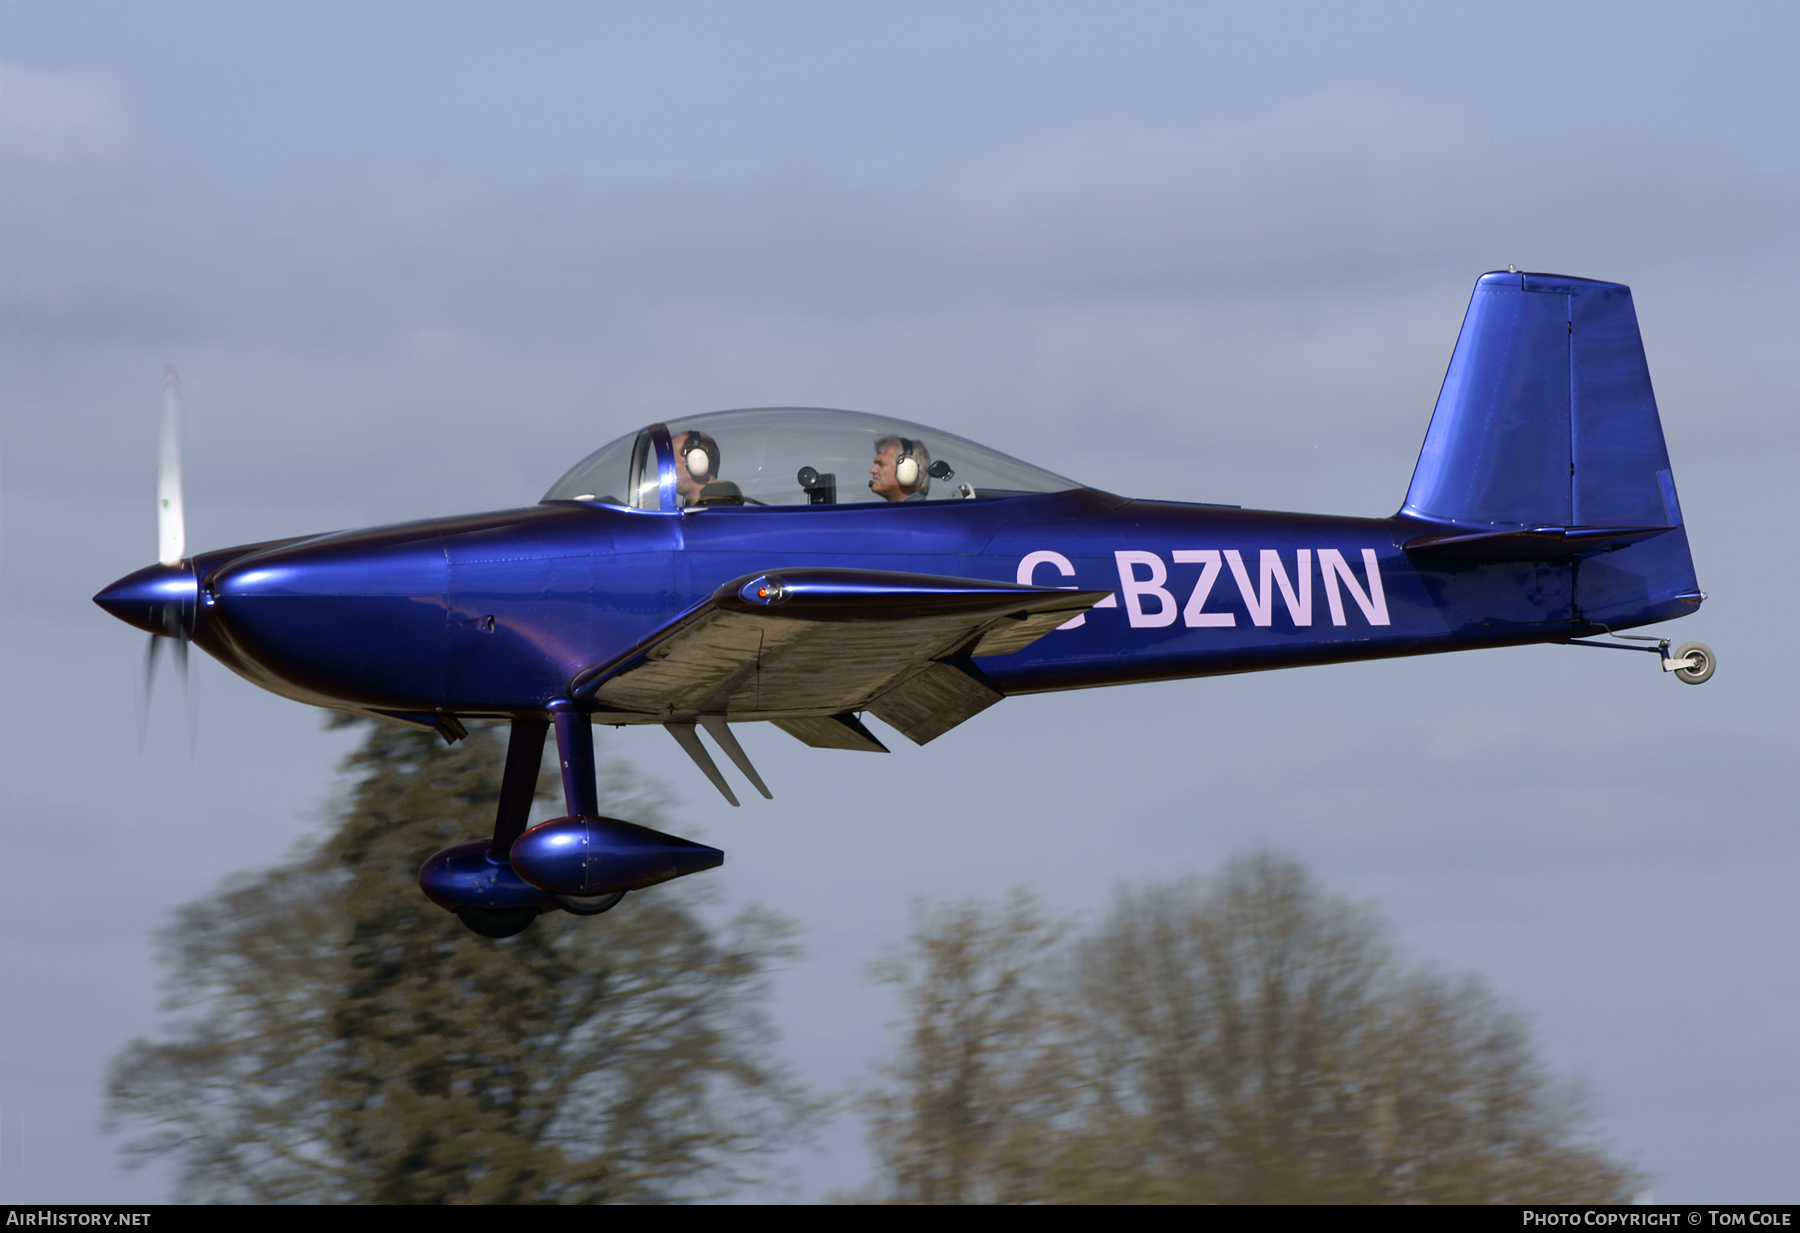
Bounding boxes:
491 716 548 860
431 703 689 928
454 717 553 938
551 699 599 816
545 700 627 916
436 716 553 939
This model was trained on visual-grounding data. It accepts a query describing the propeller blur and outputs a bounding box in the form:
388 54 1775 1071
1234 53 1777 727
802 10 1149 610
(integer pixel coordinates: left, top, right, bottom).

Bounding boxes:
158 366 184 568
123 367 198 750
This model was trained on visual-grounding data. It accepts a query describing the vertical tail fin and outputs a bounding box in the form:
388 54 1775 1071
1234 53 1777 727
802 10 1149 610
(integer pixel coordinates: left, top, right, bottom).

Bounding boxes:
1404 271 1681 528
1403 271 1701 627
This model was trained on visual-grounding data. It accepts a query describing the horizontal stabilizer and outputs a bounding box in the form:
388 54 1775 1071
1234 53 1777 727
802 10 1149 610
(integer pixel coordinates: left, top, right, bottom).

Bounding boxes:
1402 524 1675 561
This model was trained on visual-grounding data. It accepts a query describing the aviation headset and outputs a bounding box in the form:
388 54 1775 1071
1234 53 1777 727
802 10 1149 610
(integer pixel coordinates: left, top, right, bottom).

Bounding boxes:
679 432 719 483
894 438 922 491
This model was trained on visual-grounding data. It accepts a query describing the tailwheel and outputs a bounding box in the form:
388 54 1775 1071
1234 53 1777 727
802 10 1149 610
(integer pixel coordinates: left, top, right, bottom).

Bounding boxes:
552 890 627 916
454 905 542 938
1671 641 1715 685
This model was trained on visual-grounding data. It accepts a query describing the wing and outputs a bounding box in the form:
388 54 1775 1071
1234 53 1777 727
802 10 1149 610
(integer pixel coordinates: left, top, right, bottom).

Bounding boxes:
569 569 1108 745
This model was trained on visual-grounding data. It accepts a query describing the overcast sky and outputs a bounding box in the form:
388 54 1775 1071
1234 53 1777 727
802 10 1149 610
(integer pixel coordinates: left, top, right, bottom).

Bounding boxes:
1 1 1796 1203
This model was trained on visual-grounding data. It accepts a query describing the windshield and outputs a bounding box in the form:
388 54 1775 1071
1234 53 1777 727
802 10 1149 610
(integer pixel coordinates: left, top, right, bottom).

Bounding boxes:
543 407 1083 510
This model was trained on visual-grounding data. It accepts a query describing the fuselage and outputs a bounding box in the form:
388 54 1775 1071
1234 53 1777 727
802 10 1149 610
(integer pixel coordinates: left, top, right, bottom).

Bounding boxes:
96 276 1710 737
135 487 1698 724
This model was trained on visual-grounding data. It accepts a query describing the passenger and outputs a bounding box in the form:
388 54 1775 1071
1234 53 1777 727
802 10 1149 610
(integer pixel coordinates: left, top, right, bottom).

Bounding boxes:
673 430 720 506
869 434 930 502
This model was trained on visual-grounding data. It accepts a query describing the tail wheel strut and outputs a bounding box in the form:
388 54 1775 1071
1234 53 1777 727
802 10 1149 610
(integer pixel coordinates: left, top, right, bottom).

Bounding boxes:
1565 632 1717 684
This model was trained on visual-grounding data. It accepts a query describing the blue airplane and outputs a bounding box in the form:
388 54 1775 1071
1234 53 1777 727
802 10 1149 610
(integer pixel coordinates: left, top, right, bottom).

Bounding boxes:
96 271 1714 937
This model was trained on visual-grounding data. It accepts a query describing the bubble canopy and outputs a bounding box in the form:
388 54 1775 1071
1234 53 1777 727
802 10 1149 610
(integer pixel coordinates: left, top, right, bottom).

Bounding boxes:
543 407 1083 510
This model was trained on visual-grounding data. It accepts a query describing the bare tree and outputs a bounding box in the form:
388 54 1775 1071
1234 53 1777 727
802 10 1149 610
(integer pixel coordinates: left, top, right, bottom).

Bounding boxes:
861 856 1643 1204
108 719 809 1203
859 891 1074 1203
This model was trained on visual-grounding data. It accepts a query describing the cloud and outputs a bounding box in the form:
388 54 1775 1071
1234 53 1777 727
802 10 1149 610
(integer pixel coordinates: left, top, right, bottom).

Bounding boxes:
932 92 1798 297
0 64 137 163
1 87 1792 522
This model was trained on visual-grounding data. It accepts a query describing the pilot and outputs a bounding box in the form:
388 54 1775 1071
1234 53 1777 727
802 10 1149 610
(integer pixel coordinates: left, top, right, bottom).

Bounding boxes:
673 430 721 506
869 434 931 502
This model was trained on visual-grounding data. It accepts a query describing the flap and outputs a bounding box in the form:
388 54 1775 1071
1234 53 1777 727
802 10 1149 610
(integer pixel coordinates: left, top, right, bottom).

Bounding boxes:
867 658 1003 746
773 712 890 752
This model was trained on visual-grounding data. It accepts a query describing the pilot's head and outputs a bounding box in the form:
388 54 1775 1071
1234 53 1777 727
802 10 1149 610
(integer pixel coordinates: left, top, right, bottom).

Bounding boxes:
674 430 720 505
870 434 929 502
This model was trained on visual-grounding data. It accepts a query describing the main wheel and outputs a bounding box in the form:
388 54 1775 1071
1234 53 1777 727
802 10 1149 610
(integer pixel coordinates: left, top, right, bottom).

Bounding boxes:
1673 641 1715 685
454 905 540 937
552 890 627 917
